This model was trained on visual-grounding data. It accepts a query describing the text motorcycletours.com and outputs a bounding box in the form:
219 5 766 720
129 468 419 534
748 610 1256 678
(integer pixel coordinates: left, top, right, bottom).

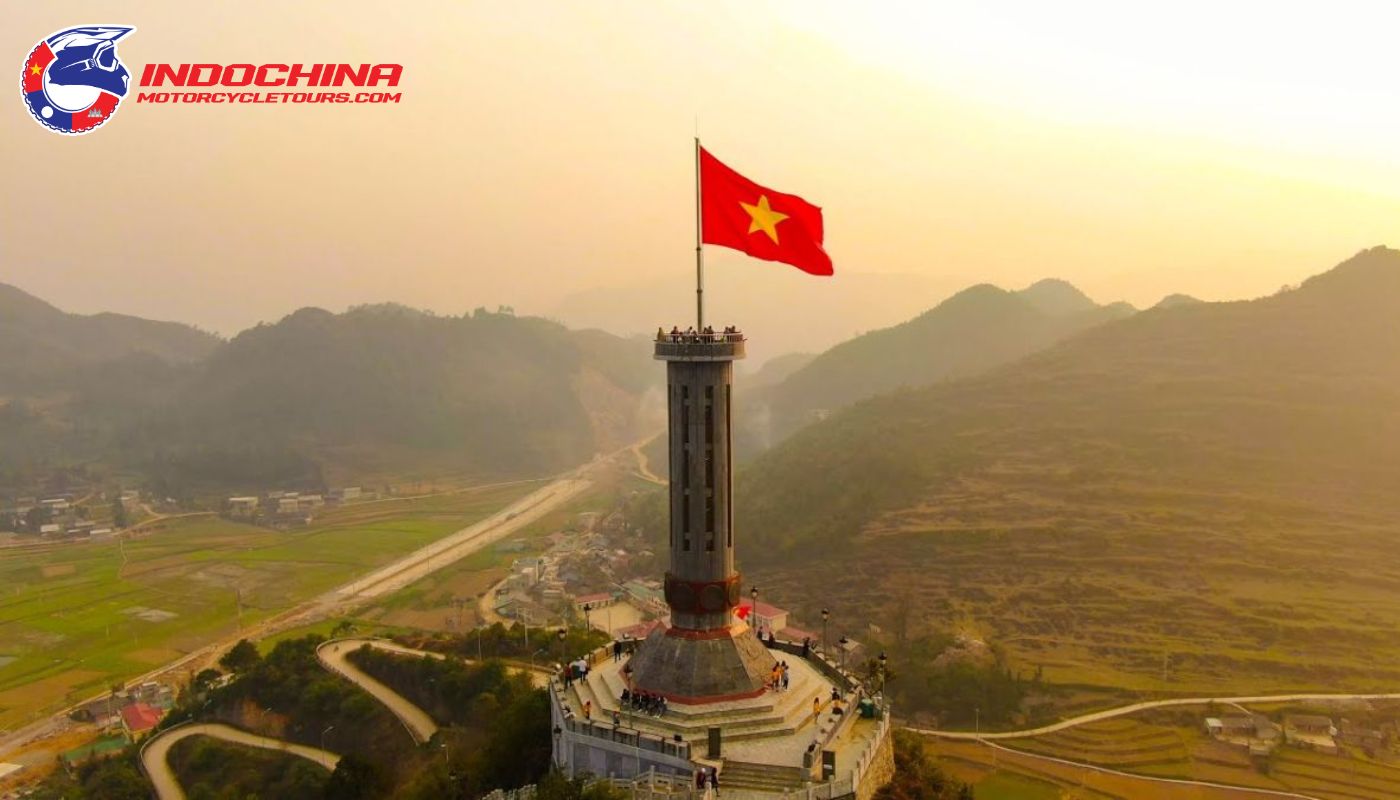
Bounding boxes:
135 62 403 104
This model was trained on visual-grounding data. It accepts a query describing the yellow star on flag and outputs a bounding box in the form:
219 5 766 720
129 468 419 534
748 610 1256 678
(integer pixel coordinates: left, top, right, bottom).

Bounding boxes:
740 195 788 244
30 64 42 76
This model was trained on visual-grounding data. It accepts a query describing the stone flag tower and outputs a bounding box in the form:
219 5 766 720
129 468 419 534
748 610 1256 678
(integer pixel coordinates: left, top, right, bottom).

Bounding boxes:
627 331 776 702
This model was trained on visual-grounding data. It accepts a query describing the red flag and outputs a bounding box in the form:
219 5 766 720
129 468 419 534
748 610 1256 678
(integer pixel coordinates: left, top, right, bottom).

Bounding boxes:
700 147 833 276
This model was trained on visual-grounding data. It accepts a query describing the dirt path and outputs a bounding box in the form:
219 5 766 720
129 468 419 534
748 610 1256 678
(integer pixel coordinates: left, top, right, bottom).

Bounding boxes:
140 722 339 800
629 436 665 485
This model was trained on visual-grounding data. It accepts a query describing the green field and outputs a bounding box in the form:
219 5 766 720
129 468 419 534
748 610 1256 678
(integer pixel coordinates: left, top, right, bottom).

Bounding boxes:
0 481 536 731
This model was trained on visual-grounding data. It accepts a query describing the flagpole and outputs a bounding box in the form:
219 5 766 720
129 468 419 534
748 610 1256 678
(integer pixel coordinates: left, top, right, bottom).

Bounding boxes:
694 136 704 331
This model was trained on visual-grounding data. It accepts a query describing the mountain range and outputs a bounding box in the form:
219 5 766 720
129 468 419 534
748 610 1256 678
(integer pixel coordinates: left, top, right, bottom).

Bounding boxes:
0 283 220 391
733 246 1400 695
0 287 656 494
744 279 1135 449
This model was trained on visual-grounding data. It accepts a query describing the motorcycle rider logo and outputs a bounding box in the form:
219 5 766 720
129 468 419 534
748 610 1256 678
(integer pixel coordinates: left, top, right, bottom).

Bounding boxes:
21 25 136 135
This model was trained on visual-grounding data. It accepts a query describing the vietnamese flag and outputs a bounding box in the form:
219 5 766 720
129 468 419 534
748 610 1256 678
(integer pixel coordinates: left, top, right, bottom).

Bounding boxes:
700 147 833 276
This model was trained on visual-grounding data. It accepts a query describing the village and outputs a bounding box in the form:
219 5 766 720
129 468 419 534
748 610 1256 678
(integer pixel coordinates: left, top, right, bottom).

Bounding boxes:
481 507 866 665
1204 709 1391 760
0 490 142 543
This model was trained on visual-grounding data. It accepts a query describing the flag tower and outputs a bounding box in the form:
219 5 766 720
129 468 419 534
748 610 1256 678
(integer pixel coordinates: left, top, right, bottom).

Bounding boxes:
625 140 777 702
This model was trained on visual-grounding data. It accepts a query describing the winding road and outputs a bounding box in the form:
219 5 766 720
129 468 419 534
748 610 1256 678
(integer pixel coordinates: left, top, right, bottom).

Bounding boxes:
906 692 1400 800
906 691 1400 740
316 637 550 744
316 639 446 743
139 722 339 800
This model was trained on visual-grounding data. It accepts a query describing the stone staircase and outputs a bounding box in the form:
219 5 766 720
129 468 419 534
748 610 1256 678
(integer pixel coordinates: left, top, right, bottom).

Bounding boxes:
719 760 807 793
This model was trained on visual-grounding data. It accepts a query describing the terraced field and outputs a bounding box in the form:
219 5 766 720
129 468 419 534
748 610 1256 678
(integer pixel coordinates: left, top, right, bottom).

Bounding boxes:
1269 748 1400 800
947 704 1400 800
1006 717 1192 774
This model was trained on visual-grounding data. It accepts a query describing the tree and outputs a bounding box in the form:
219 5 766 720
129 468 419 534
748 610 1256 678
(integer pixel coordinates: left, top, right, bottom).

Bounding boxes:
193 668 222 692
220 639 261 674
323 753 385 800
78 758 149 800
873 731 969 800
112 496 129 529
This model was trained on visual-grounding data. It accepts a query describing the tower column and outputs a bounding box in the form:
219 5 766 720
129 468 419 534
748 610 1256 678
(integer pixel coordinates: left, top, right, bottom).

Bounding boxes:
629 329 776 703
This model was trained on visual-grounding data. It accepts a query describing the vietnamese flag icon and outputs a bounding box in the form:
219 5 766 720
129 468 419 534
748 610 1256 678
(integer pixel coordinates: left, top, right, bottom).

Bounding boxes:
699 146 833 277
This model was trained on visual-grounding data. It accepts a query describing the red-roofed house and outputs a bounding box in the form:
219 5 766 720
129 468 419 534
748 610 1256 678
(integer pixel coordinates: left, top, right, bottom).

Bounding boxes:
741 601 789 635
573 592 616 610
119 702 163 736
616 619 664 640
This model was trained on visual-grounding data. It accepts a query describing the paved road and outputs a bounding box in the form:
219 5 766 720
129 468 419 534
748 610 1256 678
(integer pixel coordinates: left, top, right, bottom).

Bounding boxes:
140 722 339 800
328 475 591 603
907 691 1400 740
317 640 441 743
316 637 551 745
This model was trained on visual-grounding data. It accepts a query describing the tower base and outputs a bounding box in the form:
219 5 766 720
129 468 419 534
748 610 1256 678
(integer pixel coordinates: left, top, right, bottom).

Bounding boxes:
628 623 777 703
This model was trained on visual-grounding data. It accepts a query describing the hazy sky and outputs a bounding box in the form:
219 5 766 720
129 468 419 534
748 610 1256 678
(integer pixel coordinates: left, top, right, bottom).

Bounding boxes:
4 2 1399 338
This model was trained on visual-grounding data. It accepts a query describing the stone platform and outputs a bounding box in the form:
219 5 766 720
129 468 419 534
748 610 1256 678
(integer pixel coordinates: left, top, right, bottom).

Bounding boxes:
553 642 890 796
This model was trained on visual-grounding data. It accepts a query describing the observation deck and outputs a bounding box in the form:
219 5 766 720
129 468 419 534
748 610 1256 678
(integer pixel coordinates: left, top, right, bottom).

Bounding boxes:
654 328 746 361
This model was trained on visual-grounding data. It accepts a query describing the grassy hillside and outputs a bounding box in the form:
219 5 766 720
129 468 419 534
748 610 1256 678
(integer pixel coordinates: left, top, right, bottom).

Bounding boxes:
752 280 1133 447
736 246 1400 698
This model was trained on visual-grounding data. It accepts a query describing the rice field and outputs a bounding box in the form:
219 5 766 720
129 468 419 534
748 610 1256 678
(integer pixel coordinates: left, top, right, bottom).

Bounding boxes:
0 481 535 731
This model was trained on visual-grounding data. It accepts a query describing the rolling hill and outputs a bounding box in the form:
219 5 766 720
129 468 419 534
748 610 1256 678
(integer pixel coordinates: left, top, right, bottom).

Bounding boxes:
734 246 1400 698
0 282 220 390
0 297 657 493
750 279 1134 447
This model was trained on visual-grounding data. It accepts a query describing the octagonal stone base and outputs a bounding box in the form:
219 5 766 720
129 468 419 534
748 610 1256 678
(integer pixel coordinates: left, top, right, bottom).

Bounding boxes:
628 623 777 703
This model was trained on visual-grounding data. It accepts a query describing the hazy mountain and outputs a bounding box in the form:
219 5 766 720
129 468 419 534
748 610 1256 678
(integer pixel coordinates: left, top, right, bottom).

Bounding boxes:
1153 292 1203 309
730 246 1400 691
740 352 817 390
752 280 1134 446
0 299 656 491
549 269 967 364
0 282 220 389
1016 278 1098 316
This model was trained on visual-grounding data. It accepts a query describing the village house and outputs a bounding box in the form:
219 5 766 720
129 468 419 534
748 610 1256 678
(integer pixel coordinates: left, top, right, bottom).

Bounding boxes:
622 578 666 615
1337 719 1387 752
1206 714 1281 755
748 600 789 635
573 591 616 612
1284 714 1339 754
118 702 164 738
226 496 260 517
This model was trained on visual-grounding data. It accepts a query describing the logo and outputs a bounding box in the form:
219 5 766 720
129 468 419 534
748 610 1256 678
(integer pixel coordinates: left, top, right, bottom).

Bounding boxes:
21 25 135 135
